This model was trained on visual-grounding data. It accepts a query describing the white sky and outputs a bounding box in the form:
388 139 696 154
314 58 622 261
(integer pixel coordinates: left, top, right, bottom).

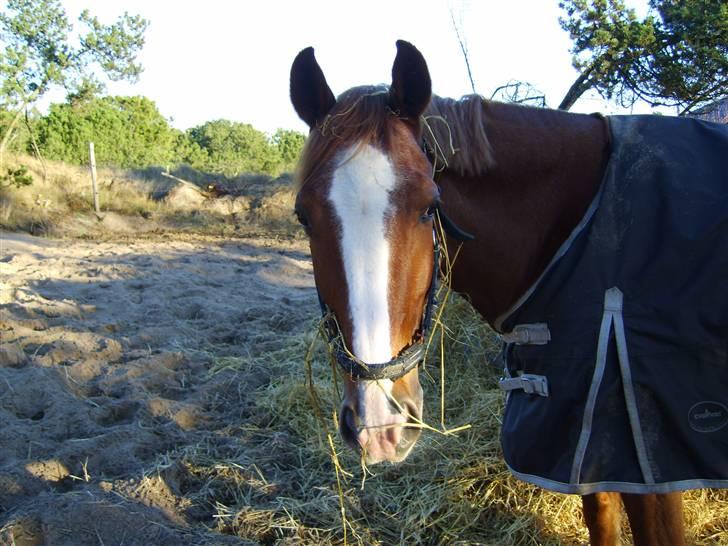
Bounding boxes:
46 0 660 135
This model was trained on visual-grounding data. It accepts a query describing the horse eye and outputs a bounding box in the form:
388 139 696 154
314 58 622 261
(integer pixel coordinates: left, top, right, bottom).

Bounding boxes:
295 209 311 231
421 203 438 222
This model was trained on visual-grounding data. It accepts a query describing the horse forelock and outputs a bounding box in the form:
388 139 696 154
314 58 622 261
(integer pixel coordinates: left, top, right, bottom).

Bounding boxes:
294 85 392 192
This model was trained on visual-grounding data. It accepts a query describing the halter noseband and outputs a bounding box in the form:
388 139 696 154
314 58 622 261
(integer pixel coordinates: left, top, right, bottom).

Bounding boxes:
317 208 472 381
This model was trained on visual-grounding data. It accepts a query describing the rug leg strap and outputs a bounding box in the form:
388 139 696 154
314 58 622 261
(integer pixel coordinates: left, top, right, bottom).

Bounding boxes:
569 286 655 485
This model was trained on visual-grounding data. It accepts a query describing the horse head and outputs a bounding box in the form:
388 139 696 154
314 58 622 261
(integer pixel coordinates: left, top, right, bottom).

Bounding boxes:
290 41 437 463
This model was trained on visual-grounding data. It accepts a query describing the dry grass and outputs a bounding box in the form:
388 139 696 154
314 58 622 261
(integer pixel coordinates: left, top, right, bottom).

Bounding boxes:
1 153 158 233
170 294 728 545
0 153 302 238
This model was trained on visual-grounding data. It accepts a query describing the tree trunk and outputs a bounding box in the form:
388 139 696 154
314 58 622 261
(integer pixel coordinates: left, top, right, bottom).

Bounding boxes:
558 65 596 111
0 106 26 170
24 108 48 182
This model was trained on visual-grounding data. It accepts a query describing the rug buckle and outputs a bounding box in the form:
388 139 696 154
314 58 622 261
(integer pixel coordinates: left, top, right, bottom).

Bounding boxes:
500 323 551 345
499 373 550 397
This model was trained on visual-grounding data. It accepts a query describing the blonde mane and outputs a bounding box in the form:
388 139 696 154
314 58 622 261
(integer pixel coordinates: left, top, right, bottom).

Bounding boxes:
423 95 495 177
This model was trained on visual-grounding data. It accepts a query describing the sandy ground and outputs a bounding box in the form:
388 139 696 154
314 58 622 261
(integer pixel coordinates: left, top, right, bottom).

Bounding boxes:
0 231 317 545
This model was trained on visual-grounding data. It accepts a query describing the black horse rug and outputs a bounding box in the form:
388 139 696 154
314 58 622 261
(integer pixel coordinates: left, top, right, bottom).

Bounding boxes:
495 114 728 495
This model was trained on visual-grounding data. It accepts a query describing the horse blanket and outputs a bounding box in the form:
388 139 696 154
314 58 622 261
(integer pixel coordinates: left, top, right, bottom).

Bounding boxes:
496 115 728 494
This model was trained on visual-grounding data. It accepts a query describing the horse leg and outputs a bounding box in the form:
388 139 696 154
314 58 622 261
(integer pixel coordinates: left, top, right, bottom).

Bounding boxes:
581 492 622 546
621 492 685 546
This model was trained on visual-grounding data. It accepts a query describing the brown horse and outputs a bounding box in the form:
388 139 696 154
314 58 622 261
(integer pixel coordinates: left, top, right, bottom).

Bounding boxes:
289 41 724 545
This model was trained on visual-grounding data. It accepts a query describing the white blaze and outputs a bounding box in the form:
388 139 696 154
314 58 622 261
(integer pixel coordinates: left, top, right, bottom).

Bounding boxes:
328 143 398 365
329 143 410 452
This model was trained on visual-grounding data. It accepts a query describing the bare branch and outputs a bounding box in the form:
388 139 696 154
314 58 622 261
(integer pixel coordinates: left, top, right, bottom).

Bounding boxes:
492 81 546 108
449 7 477 94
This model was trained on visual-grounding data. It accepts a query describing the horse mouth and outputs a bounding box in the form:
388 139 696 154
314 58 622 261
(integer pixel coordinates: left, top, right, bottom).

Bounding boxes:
339 401 422 464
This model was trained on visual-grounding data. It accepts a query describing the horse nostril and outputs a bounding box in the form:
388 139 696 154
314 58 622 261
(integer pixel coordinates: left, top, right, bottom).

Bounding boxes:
400 400 423 445
401 399 422 423
339 405 359 448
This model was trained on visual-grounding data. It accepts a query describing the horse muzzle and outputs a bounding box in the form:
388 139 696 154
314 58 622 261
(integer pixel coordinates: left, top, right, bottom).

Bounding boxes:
339 382 423 464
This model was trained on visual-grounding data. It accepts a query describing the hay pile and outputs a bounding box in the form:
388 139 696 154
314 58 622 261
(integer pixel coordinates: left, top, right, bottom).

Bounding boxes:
179 294 728 545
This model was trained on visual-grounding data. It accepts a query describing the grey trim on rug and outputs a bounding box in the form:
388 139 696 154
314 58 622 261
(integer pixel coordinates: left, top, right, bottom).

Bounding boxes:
506 460 728 495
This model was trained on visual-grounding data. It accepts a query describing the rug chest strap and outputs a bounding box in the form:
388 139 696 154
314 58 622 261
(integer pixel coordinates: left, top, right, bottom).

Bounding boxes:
500 323 551 345
498 323 551 397
499 374 550 397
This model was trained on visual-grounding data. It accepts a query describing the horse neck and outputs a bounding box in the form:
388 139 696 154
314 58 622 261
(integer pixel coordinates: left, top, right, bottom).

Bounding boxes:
438 100 610 326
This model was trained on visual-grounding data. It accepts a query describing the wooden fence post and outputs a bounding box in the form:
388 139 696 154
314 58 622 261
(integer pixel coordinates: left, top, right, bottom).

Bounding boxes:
89 142 100 213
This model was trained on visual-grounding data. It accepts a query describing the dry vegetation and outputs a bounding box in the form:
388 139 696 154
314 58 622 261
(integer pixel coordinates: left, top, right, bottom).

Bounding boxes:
183 295 727 546
1 155 726 545
0 153 300 238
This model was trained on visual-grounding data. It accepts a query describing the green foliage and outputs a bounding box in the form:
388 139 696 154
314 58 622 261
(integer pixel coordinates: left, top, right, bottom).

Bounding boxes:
37 95 177 168
646 1 728 111
66 78 104 106
0 1 305 177
172 129 208 167
0 164 32 187
188 120 273 176
271 129 306 173
0 0 73 108
187 120 305 177
30 92 306 175
559 0 728 113
0 0 148 109
0 109 33 153
77 8 147 82
0 0 148 164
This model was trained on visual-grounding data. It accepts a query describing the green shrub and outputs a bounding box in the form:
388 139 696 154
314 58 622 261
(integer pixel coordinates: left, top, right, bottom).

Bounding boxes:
0 165 32 188
37 96 177 168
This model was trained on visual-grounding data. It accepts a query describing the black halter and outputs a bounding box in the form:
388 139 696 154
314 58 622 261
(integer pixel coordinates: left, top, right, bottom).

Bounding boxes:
317 207 473 381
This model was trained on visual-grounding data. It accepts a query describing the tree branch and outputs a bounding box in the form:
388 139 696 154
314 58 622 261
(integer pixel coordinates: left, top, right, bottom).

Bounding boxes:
450 8 477 94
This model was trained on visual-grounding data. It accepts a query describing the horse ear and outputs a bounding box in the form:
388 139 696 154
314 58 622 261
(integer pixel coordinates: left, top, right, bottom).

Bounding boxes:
389 40 432 121
290 47 336 129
